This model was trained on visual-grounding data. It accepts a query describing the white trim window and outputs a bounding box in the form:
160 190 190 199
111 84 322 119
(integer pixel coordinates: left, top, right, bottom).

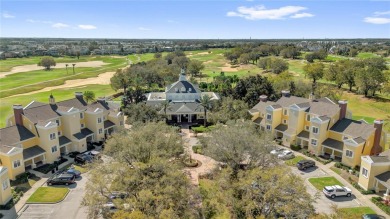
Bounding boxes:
283 109 288 116
81 124 85 128
305 126 309 131
311 139 317 146
306 114 311 121
266 113 272 120
345 150 353 158
2 180 9 190
283 120 287 124
362 168 368 178
312 127 319 134
266 125 271 131
56 119 60 126
13 160 21 168
98 117 102 123
80 113 84 119
49 133 56 140
99 128 103 134
51 145 58 153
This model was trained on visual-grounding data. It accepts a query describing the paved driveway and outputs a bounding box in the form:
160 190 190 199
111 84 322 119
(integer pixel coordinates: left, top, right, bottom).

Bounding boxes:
289 161 363 214
18 174 89 219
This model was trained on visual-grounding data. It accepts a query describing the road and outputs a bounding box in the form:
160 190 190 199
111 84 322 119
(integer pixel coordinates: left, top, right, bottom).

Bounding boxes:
18 174 89 219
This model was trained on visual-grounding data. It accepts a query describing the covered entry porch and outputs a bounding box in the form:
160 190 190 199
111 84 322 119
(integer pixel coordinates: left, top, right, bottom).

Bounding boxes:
297 131 310 149
23 145 46 169
59 136 72 156
321 138 343 161
374 171 390 201
274 124 287 141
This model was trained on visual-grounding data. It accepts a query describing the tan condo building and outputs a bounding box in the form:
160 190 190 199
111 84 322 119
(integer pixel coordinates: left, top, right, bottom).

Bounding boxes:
0 92 124 180
250 90 386 168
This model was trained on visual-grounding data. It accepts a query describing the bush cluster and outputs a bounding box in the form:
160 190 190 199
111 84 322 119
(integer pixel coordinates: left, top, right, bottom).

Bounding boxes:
351 182 375 195
302 150 332 165
191 125 216 133
334 162 360 177
290 145 302 151
372 197 390 216
192 145 203 154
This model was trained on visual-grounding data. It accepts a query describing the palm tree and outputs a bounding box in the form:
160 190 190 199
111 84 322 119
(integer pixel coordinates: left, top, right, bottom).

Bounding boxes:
72 64 76 74
198 95 212 127
65 64 69 74
83 91 95 103
160 100 172 122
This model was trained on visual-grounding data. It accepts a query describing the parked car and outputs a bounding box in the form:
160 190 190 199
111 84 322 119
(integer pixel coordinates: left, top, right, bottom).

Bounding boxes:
63 168 81 178
74 154 93 165
68 151 80 158
85 150 101 158
47 173 75 186
296 160 315 170
270 148 285 155
362 214 386 219
323 185 352 199
277 150 295 160
109 191 128 200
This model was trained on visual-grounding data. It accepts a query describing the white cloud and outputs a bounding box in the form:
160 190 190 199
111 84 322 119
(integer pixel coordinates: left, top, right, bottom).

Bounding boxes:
364 17 390 24
138 27 151 31
27 19 52 24
52 23 69 28
2 12 15 18
374 11 390 16
227 5 313 20
78 24 97 30
291 13 314 19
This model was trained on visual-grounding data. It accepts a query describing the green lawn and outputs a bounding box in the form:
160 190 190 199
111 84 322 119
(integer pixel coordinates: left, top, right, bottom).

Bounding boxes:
27 187 69 203
326 55 349 62
357 52 380 59
330 166 342 175
308 177 344 190
0 84 116 128
285 156 305 166
338 207 376 217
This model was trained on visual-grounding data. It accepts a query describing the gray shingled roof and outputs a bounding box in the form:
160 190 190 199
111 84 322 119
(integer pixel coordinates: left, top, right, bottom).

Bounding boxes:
24 101 47 110
297 130 310 139
104 120 115 129
59 136 71 146
296 102 311 108
0 125 36 146
315 97 335 105
276 96 309 108
275 124 288 132
81 128 94 136
375 171 390 187
165 102 204 114
354 137 365 144
250 101 276 114
24 104 59 124
57 97 88 111
73 132 86 140
270 104 282 109
322 138 344 151
253 117 262 125
23 145 45 160
370 156 390 163
166 81 200 94
307 101 340 118
330 119 375 140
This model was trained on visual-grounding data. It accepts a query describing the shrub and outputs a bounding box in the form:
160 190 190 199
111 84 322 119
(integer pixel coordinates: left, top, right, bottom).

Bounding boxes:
33 164 56 174
191 125 216 133
291 145 302 151
192 145 203 154
352 182 375 195
372 197 390 215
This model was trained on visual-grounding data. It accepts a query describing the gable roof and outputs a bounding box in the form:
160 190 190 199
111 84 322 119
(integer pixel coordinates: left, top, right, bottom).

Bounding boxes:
306 101 340 118
24 104 59 124
276 96 309 108
0 125 36 146
56 97 88 111
330 118 375 140
250 101 276 114
24 101 47 110
165 102 203 114
166 81 200 94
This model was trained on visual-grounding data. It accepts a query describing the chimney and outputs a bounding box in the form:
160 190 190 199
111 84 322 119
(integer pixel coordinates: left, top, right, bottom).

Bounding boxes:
371 119 384 155
49 94 56 105
75 92 83 100
97 97 106 104
338 100 347 120
13 104 24 126
259 95 267 102
281 90 290 97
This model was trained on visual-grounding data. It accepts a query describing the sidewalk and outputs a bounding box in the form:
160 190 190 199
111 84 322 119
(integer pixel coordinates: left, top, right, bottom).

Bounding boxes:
295 151 387 216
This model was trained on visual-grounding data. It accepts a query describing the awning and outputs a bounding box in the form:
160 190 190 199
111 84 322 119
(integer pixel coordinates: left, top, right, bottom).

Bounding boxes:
23 145 46 160
73 132 86 140
81 128 94 136
253 117 262 125
322 138 344 152
375 171 390 188
275 124 288 132
104 121 115 129
59 136 71 147
297 130 310 139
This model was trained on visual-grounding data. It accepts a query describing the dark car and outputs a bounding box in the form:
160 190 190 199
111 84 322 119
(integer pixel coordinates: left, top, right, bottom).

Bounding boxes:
296 160 315 170
362 214 386 219
47 173 75 186
63 168 81 178
74 154 93 165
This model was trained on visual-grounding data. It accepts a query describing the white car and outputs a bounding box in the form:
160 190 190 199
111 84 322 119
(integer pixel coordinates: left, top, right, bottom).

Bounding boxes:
270 148 285 155
277 150 295 160
323 185 352 199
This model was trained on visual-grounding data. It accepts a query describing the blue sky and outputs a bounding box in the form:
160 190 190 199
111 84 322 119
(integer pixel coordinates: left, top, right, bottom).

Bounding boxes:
1 0 389 39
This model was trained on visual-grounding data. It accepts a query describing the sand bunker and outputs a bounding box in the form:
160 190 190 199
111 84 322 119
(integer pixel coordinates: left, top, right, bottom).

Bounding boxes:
0 61 108 78
14 71 115 97
219 63 238 72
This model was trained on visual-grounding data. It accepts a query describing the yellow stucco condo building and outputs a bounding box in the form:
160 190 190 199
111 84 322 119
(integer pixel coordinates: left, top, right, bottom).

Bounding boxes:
0 167 12 205
250 90 386 168
0 92 124 180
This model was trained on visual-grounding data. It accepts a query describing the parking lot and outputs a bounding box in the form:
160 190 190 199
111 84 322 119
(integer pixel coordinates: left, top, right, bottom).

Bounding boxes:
290 161 363 214
18 173 89 219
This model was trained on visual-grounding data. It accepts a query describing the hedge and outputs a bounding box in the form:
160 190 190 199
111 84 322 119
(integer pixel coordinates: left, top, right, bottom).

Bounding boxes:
371 197 390 216
352 182 375 195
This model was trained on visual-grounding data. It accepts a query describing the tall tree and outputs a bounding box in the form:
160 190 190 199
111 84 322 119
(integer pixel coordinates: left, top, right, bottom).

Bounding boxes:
187 60 205 77
38 56 56 70
83 91 95 103
198 95 213 127
303 62 325 84
209 97 250 124
65 64 69 74
72 63 76 74
159 100 172 122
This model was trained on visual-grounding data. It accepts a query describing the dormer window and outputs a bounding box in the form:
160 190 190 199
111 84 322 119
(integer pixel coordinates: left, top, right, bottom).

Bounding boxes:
181 87 186 92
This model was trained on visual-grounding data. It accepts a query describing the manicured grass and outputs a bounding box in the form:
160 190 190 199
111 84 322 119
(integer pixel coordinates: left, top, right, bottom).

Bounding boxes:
73 164 88 173
326 55 349 62
0 84 116 128
330 166 342 175
308 177 344 190
27 187 69 203
338 207 376 217
285 156 305 166
357 52 380 59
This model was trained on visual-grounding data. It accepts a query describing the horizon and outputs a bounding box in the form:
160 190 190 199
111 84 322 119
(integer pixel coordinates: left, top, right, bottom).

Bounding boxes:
1 0 390 39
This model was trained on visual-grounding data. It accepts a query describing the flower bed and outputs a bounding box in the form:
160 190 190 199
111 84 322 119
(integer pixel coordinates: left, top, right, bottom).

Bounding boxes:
371 197 390 216
301 149 332 165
